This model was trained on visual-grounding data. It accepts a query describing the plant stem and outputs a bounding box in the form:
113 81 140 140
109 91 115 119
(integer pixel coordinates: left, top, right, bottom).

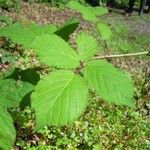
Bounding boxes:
93 51 149 59
104 40 109 54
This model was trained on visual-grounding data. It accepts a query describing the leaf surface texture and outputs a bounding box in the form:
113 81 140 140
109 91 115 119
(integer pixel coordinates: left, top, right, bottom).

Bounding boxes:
31 34 79 69
31 70 88 129
0 22 57 48
97 23 112 40
0 107 16 150
76 32 98 61
0 79 34 108
84 60 134 107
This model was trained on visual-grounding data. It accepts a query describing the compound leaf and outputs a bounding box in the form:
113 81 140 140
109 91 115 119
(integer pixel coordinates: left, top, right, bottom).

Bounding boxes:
0 22 57 48
54 17 79 41
0 79 34 108
76 32 98 62
31 34 79 69
97 23 112 40
0 107 16 150
84 60 134 107
31 70 88 129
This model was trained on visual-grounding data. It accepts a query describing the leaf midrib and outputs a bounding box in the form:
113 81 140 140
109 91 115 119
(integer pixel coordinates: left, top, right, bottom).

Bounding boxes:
91 67 132 101
47 74 75 122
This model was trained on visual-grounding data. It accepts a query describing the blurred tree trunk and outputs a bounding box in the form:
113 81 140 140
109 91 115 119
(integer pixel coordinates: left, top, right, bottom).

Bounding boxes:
86 0 100 6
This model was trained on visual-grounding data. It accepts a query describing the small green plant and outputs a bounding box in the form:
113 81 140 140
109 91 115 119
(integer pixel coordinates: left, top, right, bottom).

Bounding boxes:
0 16 13 26
0 0 21 10
1 3 145 149
67 1 108 21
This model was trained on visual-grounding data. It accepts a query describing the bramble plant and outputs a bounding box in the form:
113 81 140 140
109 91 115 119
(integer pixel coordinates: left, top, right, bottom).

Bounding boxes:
0 2 136 150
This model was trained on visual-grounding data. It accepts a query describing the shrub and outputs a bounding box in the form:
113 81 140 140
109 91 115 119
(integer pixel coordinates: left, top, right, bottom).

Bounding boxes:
0 3 138 149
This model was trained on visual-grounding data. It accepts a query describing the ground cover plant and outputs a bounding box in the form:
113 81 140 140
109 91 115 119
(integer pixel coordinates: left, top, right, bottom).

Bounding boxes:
100 14 150 55
0 1 150 150
0 0 21 11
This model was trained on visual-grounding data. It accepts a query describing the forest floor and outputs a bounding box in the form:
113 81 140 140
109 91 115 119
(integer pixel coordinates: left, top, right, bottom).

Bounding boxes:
1 2 150 150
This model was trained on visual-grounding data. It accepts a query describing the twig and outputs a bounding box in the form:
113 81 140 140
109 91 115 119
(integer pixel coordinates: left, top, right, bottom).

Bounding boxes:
93 51 149 59
0 64 8 70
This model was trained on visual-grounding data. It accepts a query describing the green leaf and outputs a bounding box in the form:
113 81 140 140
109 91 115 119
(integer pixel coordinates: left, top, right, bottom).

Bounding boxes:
76 32 98 62
89 6 108 16
31 34 79 69
67 1 85 13
0 79 34 108
0 49 16 64
67 1 97 22
84 60 134 107
82 9 98 22
54 17 79 41
19 68 40 85
0 107 16 150
17 82 34 100
31 70 88 129
0 22 57 48
0 15 13 25
97 23 112 40
0 22 34 48
27 23 57 35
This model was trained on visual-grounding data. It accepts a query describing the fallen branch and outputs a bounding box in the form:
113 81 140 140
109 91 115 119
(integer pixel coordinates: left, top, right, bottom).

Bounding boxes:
93 51 149 59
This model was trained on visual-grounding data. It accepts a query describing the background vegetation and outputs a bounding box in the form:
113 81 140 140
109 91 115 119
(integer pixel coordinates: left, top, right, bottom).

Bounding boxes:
0 0 141 10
